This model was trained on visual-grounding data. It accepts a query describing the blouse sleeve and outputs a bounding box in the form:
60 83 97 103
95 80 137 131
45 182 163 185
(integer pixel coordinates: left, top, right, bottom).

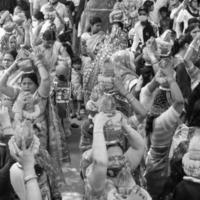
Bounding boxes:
154 106 180 133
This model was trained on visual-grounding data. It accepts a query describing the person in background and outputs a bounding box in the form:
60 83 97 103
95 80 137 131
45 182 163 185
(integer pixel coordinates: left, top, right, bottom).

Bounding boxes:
33 0 48 14
71 56 83 120
41 0 71 34
131 6 157 54
173 134 200 200
158 7 173 35
176 0 200 37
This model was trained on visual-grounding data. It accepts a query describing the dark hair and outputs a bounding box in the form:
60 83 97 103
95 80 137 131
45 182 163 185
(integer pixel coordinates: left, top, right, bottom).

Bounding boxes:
42 29 56 41
72 56 82 65
138 6 149 15
58 31 74 59
16 0 31 19
186 83 200 127
143 0 154 12
171 34 193 56
143 21 156 42
89 16 102 26
33 11 44 21
21 72 39 86
58 30 72 44
159 6 169 16
185 23 200 34
140 65 154 87
4 50 18 60
65 1 75 12
188 18 200 25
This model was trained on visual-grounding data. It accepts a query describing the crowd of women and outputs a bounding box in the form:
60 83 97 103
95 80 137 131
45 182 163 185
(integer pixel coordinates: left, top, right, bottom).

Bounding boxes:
1 0 200 199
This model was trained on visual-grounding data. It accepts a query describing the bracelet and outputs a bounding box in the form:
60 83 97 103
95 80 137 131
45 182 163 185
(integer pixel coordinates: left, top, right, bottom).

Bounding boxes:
126 93 135 101
152 59 160 65
24 175 37 184
93 130 103 134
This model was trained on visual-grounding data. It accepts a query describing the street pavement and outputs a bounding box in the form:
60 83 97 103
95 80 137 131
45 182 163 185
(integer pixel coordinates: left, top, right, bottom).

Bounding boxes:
62 118 84 200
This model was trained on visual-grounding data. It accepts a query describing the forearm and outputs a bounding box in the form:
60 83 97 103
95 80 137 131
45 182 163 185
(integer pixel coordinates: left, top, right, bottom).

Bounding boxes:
24 166 42 200
149 56 160 73
24 28 31 48
124 125 145 152
124 125 145 170
184 39 199 61
36 61 49 80
36 61 50 97
126 93 147 122
170 4 184 19
169 78 184 113
147 78 159 93
32 27 42 46
92 127 108 166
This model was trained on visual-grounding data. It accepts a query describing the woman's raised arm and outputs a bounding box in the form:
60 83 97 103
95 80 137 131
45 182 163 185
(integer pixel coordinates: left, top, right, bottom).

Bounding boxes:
0 60 18 99
34 51 50 98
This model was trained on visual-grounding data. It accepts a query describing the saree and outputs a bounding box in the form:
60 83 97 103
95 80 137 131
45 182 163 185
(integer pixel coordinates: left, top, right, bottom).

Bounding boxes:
83 31 105 104
112 50 138 92
47 94 71 165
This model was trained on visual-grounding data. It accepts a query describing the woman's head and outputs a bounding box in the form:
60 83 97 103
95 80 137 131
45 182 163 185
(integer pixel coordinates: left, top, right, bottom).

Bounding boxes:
185 23 200 38
42 29 56 49
33 11 44 21
138 6 149 22
9 35 17 50
90 16 102 34
189 0 200 10
159 6 169 18
21 72 38 94
143 0 154 12
171 34 193 56
107 143 125 177
2 50 17 69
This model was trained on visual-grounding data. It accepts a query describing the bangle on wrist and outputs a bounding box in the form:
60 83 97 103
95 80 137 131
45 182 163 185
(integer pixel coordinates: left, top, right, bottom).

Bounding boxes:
151 58 160 65
35 61 42 67
24 174 37 184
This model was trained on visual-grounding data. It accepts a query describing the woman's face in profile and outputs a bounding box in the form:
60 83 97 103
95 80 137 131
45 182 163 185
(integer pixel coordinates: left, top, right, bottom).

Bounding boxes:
191 26 200 39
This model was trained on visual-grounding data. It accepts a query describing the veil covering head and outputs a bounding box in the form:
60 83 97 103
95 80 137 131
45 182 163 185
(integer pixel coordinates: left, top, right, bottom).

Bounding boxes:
112 50 138 92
